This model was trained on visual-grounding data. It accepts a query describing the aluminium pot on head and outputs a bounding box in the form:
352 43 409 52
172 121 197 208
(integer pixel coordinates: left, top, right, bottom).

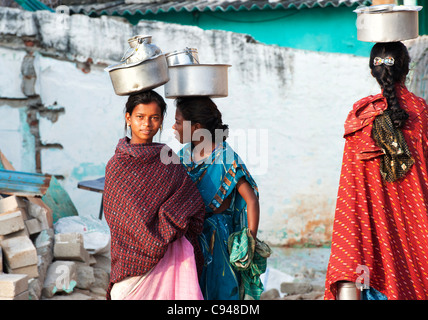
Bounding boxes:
164 64 231 99
105 54 169 96
355 4 423 42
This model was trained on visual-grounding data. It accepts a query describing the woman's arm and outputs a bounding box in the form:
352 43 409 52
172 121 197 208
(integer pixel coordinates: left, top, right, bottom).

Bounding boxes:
236 177 260 239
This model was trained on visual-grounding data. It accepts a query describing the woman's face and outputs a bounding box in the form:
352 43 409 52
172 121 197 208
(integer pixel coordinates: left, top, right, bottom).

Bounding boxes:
126 102 163 144
173 108 197 144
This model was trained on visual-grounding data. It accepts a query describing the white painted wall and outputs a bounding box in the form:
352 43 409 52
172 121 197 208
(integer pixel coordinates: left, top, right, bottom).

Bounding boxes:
0 8 386 246
0 103 36 172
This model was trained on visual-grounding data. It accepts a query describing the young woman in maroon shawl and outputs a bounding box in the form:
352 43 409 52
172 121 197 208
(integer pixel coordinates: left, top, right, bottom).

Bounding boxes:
325 42 428 300
103 90 205 300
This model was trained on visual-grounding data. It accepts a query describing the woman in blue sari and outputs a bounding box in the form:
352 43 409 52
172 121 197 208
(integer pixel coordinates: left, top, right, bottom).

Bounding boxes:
172 97 268 300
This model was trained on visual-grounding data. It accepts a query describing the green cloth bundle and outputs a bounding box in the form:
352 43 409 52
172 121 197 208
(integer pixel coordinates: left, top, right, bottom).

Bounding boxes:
228 228 272 300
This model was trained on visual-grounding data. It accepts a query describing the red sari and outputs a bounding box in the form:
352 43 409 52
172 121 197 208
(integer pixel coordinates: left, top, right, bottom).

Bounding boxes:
325 85 428 300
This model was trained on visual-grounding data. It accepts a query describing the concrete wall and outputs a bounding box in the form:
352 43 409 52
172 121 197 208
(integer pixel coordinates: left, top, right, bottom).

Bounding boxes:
2 7 424 246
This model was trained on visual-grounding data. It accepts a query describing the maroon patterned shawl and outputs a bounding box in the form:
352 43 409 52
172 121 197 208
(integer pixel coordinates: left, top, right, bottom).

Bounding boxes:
103 137 205 299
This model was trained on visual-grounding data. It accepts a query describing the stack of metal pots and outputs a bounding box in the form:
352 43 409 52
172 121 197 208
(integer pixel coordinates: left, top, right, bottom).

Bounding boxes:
105 35 169 96
105 36 231 98
163 47 231 99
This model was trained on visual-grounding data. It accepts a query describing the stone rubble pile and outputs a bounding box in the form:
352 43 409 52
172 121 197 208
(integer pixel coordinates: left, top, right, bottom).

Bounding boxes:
261 282 324 300
0 195 110 300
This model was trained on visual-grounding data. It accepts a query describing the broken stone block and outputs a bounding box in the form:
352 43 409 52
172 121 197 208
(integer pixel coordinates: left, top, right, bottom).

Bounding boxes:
35 229 54 284
35 228 54 253
1 235 38 269
92 253 111 275
54 233 89 263
5 262 39 278
27 199 50 230
37 254 51 285
42 261 77 298
25 218 43 235
260 288 280 300
0 210 25 235
0 290 29 300
0 195 27 214
28 277 42 300
280 282 313 295
93 267 109 291
0 228 29 242
0 273 28 298
75 263 95 289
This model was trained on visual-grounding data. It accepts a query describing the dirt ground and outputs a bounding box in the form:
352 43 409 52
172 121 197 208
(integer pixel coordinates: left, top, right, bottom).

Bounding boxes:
41 247 330 300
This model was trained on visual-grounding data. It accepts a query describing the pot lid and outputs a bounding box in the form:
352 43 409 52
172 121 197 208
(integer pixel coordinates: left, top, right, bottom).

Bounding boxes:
354 4 422 14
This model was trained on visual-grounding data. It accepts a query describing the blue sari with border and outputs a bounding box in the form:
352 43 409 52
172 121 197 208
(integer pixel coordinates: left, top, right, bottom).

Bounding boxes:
178 141 258 300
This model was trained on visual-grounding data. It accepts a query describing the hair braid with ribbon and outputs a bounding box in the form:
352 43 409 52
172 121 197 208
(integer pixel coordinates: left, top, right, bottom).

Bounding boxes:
369 42 410 128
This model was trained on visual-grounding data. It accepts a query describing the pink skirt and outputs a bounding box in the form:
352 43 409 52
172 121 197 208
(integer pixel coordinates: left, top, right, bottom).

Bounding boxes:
110 237 203 300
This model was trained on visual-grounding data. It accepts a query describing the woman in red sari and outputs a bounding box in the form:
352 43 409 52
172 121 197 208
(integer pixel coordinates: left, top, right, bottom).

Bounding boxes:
325 42 428 300
103 90 205 300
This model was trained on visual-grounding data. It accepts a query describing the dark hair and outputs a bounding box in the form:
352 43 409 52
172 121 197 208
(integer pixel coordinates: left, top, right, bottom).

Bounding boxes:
124 90 167 131
175 97 229 142
369 42 410 128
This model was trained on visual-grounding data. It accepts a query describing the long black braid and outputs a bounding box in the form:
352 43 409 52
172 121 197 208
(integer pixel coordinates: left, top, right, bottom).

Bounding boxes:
369 42 410 128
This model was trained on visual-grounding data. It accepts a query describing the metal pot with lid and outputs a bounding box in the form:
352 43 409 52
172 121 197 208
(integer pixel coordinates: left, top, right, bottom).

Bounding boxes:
165 48 200 66
105 35 169 96
163 47 230 98
355 4 423 42
121 35 162 64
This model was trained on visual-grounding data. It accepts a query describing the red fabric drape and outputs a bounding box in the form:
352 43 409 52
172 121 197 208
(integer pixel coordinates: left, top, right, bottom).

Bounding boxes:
325 86 428 300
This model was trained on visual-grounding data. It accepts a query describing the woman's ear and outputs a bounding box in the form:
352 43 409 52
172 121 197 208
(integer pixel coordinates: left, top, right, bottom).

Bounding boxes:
160 116 164 130
125 112 131 126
